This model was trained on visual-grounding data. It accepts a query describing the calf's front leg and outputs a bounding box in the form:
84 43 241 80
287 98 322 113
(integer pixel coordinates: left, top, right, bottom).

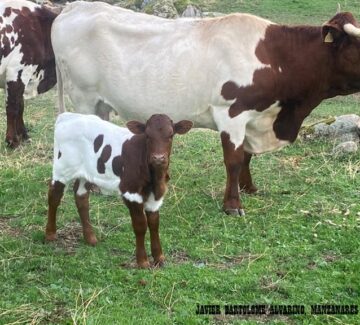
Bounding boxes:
221 132 245 216
124 199 150 268
146 211 165 267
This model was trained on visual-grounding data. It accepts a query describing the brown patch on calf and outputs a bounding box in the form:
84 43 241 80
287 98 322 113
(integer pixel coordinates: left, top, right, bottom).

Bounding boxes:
112 155 123 177
58 151 61 159
97 144 112 174
93 134 104 153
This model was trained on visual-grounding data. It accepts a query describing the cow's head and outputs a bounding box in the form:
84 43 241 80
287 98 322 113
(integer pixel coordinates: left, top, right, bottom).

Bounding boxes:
322 12 360 85
127 114 193 168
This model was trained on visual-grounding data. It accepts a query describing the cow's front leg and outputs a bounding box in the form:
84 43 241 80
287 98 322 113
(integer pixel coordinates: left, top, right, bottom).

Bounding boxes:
239 151 258 194
16 98 29 141
124 199 150 268
74 180 97 246
221 132 245 216
5 80 25 148
146 211 165 267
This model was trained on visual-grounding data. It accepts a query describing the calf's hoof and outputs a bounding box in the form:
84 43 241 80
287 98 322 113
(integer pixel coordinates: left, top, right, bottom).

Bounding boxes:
5 138 20 149
84 235 98 246
45 232 57 241
137 260 151 269
153 255 165 268
240 184 258 194
224 208 246 216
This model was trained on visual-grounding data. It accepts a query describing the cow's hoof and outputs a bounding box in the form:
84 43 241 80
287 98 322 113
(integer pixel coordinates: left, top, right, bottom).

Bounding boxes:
224 208 246 216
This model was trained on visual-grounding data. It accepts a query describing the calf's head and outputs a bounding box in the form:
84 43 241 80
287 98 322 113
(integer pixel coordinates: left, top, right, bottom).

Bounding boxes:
127 114 193 167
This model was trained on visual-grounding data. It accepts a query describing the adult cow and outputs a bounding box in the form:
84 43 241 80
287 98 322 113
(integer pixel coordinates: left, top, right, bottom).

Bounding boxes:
0 0 58 148
52 1 360 215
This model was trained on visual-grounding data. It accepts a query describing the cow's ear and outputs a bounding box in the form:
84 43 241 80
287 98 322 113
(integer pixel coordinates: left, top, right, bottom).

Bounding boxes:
322 23 343 43
126 121 146 134
174 120 193 135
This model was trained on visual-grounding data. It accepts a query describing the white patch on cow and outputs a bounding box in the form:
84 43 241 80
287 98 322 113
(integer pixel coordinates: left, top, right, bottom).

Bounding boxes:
76 179 88 196
52 112 134 196
243 102 290 154
278 67 282 73
212 101 289 153
123 192 143 204
212 105 254 150
144 193 164 212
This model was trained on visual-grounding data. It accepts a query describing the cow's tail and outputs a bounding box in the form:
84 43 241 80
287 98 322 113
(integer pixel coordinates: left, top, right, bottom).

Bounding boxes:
56 64 65 114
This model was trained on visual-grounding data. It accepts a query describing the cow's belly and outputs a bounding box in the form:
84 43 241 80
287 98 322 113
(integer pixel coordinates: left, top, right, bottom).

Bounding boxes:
243 103 290 154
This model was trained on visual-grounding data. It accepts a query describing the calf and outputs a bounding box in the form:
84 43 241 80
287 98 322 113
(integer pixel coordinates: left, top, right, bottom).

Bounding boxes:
45 112 192 268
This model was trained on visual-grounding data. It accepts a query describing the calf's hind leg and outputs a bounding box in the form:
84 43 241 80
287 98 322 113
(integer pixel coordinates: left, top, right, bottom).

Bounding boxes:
46 181 65 241
146 211 165 267
73 180 97 246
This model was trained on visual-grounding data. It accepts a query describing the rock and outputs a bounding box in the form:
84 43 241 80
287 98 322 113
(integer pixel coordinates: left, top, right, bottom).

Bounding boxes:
314 114 360 143
151 0 178 18
182 4 202 17
332 141 358 155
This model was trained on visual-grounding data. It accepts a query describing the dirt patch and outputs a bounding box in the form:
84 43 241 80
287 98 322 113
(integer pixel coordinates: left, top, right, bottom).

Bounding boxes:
54 221 83 254
0 216 23 237
169 250 191 264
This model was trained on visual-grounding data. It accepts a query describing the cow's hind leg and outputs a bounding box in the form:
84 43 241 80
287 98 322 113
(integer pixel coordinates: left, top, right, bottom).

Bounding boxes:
124 199 150 268
239 151 258 194
46 180 65 241
146 211 165 267
16 99 29 141
73 179 97 246
5 79 25 148
221 132 245 216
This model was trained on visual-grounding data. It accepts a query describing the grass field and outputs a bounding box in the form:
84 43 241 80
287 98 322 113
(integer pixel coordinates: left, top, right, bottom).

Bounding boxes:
1 1 360 324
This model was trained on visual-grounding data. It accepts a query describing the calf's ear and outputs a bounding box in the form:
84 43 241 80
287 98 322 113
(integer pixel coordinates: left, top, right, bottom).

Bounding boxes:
174 120 193 135
126 121 146 134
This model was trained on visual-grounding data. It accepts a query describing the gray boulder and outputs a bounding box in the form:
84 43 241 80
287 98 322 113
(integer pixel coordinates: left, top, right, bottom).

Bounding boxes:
182 4 202 17
332 141 358 155
314 114 360 143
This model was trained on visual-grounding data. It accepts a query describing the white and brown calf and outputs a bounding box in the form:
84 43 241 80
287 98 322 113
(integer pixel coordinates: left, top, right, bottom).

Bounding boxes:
45 112 192 268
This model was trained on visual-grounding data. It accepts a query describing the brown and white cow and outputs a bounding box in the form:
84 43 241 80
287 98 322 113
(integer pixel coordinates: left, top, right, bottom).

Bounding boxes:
52 1 360 215
0 0 58 148
45 112 192 268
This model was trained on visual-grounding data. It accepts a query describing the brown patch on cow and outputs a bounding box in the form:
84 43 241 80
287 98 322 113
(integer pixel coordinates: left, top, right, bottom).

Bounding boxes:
119 135 150 195
5 25 13 33
112 155 123 177
58 151 61 159
3 7 12 17
93 134 104 153
97 144 112 174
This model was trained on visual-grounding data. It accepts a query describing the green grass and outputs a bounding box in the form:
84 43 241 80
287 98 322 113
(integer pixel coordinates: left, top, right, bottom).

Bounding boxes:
1 1 360 324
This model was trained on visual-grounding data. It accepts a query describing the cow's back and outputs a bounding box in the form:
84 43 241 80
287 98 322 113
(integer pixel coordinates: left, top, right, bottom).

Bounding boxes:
52 1 272 128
